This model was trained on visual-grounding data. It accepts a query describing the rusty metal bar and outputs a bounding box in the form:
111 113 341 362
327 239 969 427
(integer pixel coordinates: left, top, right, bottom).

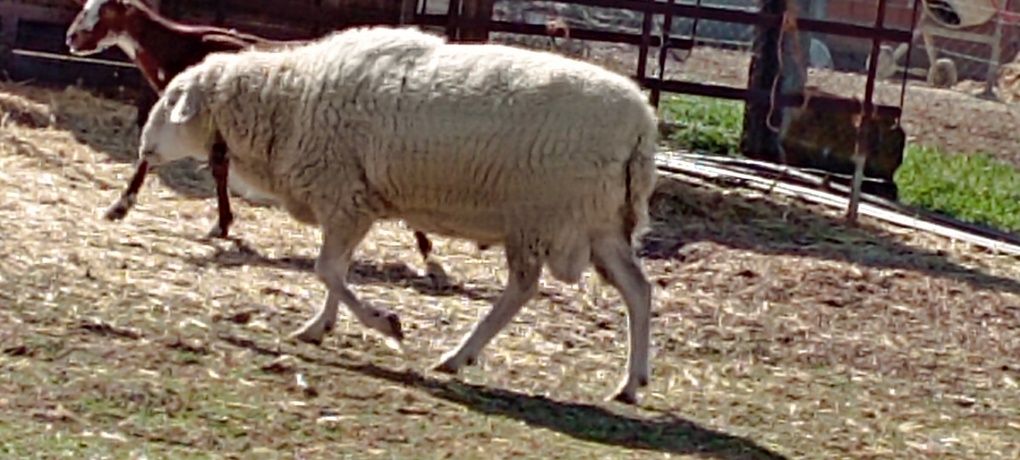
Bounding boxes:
636 1 654 88
399 0 417 25
651 0 676 107
459 0 494 42
548 0 913 43
639 78 902 118
445 0 462 41
898 0 922 110
984 0 1009 96
862 0 889 117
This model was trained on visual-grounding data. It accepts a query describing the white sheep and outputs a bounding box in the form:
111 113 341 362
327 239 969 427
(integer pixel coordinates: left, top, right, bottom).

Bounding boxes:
137 26 658 404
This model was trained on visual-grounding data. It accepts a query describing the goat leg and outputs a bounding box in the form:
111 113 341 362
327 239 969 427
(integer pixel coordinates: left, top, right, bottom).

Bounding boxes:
103 160 149 221
206 140 234 239
103 89 160 221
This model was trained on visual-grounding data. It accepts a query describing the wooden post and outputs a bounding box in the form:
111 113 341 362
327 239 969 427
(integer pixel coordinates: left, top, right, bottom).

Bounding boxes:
399 0 417 25
983 0 1008 98
636 2 653 103
846 0 891 223
652 0 677 108
740 0 809 164
458 0 494 43
213 0 225 26
0 15 17 75
445 0 462 41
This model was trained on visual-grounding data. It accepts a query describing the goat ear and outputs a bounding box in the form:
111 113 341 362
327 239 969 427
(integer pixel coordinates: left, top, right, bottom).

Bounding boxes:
168 86 203 124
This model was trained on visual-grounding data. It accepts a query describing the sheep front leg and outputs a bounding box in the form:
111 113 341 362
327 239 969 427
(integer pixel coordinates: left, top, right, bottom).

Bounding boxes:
206 141 234 239
592 234 652 405
290 218 404 345
434 237 541 373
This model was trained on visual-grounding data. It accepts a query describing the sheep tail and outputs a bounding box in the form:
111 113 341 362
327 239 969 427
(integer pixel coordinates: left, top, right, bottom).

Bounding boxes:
623 125 658 247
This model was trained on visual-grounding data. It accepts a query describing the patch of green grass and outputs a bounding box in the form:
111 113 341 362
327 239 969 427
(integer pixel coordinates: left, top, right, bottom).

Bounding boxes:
896 145 1020 233
660 95 743 155
659 95 1020 234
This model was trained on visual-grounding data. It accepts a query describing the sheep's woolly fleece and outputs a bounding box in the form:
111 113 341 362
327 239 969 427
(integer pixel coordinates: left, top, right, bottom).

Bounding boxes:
142 26 659 257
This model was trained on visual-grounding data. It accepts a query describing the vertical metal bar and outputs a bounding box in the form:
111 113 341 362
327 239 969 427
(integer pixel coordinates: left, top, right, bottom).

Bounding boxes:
898 0 922 110
652 0 676 107
637 0 654 105
399 0 417 25
848 0 890 222
459 0 494 42
984 0 1009 97
446 0 462 41
0 16 18 74
213 0 225 26
862 0 889 117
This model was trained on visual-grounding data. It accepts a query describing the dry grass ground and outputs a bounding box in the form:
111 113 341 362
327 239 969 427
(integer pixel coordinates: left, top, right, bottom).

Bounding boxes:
1 82 1019 459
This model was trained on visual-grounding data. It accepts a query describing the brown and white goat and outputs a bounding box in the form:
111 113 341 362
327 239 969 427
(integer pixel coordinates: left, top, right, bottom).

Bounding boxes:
66 0 280 238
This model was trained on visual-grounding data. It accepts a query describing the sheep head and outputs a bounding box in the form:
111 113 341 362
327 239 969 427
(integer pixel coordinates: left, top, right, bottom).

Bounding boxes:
139 78 216 167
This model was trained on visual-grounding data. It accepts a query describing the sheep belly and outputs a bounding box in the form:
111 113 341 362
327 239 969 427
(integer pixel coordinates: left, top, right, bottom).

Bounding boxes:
377 169 627 247
364 128 629 242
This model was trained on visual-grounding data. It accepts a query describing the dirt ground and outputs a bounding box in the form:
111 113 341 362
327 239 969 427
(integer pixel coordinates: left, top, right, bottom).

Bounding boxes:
1 80 1019 459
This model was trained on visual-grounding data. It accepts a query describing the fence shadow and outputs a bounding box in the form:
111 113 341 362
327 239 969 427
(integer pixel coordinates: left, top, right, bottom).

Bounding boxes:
220 333 788 460
169 175 1020 299
173 237 591 306
12 79 1010 296
643 176 1020 296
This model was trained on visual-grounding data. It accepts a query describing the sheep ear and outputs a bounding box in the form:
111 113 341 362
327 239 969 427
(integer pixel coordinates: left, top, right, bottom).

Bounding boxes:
168 86 203 124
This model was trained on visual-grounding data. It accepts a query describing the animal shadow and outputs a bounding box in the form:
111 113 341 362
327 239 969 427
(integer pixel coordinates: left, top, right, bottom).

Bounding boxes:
221 334 788 460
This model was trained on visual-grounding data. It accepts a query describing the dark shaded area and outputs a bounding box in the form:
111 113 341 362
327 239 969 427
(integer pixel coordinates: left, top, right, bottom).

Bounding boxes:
8 77 1014 297
177 237 502 303
220 333 788 460
170 173 1020 298
641 176 1020 295
171 237 576 308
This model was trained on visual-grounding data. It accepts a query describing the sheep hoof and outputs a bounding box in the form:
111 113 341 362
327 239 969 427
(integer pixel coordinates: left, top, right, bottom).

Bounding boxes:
424 262 451 289
288 322 327 345
608 389 639 405
432 360 460 374
607 379 642 405
432 352 475 374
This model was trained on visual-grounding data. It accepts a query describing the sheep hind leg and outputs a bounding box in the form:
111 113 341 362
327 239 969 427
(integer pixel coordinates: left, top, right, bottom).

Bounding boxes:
413 229 450 288
433 236 541 373
290 217 404 345
592 234 652 405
